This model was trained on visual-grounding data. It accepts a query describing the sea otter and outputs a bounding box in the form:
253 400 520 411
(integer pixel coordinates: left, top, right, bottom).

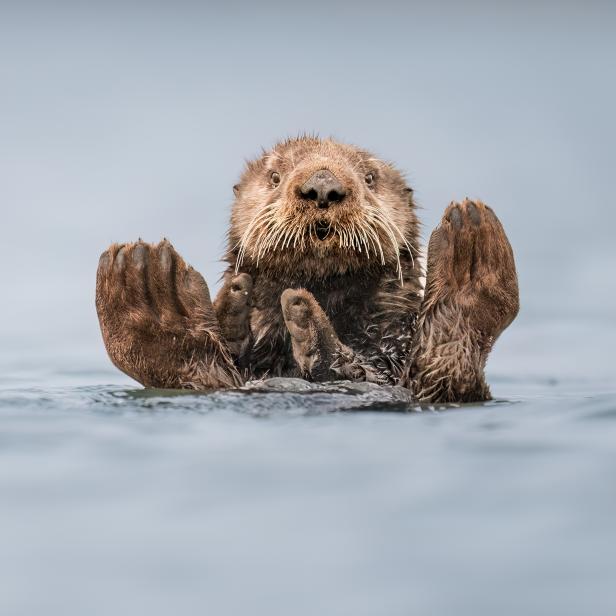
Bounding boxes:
96 137 519 402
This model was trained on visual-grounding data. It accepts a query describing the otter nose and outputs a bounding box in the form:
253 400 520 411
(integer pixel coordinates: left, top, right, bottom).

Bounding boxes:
299 170 346 208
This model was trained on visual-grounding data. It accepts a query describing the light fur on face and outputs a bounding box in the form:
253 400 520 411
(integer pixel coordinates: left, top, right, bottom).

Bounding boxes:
229 137 418 282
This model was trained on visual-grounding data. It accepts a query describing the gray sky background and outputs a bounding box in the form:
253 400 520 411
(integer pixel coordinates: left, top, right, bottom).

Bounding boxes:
1 2 614 371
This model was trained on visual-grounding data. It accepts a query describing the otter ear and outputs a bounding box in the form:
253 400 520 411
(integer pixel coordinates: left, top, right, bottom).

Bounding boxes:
405 186 414 205
233 184 240 197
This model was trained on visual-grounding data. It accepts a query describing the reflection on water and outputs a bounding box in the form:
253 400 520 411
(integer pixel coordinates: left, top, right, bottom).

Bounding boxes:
0 353 615 616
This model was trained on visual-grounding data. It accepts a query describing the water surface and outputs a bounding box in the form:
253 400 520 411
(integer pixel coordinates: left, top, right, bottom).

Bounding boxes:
1 318 615 616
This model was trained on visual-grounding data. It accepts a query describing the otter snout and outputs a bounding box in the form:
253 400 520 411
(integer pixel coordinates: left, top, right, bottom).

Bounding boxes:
299 169 346 209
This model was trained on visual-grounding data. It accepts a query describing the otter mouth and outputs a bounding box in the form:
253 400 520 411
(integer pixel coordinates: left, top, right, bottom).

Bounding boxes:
315 220 332 241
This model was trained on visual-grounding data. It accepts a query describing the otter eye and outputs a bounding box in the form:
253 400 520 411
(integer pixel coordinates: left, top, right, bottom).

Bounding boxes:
271 171 281 186
365 173 374 186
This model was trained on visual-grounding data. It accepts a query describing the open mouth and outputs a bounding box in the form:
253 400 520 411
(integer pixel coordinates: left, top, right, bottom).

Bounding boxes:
315 220 332 241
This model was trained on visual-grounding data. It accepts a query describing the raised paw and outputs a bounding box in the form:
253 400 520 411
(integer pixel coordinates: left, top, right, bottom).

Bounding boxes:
401 199 518 401
425 198 519 340
96 240 241 389
214 272 253 357
280 288 340 380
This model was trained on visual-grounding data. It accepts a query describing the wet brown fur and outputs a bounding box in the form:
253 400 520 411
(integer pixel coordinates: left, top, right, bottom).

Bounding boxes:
96 137 519 402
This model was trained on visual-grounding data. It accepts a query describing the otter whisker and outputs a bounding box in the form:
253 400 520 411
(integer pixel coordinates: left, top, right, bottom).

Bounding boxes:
282 226 294 250
356 222 371 257
351 222 363 253
362 222 385 265
345 222 357 252
241 201 316 268
341 220 361 255
293 226 303 249
275 224 286 249
254 224 275 265
277 224 290 250
256 228 276 263
236 203 279 270
239 217 271 268
295 224 306 249
381 213 415 266
365 203 416 265
364 203 416 282
359 213 381 255
371 214 404 282
250 220 277 265
381 216 415 278
356 220 374 258
373 213 400 257
271 225 290 253
261 216 298 260
262 219 289 254
339 225 347 249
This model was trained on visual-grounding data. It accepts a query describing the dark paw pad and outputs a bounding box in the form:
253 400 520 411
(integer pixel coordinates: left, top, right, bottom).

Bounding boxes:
98 250 111 272
157 240 174 274
229 273 253 298
223 273 253 319
466 201 481 225
113 246 128 273
447 204 463 229
132 243 148 269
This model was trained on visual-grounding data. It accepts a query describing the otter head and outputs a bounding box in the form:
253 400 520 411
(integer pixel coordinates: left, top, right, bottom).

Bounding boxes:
229 137 418 280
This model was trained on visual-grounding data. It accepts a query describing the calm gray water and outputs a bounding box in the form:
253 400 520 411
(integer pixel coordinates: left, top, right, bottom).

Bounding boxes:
2 2 615 614
1 316 615 615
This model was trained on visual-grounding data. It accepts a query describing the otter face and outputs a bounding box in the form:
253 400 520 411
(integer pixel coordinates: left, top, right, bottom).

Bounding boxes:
229 137 418 279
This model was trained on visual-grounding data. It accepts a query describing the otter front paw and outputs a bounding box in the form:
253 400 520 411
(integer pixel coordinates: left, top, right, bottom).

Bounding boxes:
404 199 518 402
214 273 253 358
96 240 241 389
280 289 379 383
280 289 339 380
425 199 519 343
